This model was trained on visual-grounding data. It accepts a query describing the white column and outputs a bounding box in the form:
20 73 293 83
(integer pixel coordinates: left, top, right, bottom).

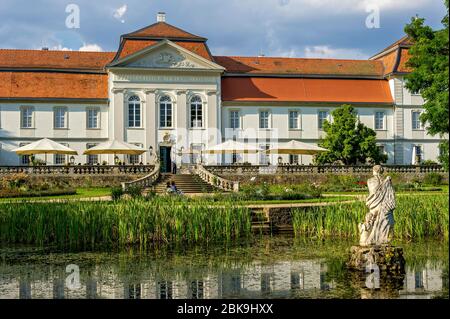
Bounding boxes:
176 90 187 165
112 89 125 141
207 90 219 164
145 89 157 164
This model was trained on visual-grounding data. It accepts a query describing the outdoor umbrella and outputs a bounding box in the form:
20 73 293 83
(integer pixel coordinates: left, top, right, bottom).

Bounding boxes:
265 140 327 155
83 140 146 163
204 140 259 154
12 138 78 164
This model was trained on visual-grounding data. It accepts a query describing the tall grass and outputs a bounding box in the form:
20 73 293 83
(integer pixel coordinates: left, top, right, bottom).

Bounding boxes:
0 197 252 249
292 195 449 240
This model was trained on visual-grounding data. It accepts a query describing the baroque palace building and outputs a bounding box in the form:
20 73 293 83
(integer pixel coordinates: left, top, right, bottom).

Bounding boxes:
0 13 444 170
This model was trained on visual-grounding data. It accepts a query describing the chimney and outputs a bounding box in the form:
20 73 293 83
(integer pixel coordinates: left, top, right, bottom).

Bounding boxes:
42 47 49 51
157 12 166 22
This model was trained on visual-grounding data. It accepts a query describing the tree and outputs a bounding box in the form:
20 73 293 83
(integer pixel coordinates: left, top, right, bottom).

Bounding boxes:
314 105 387 165
404 0 449 170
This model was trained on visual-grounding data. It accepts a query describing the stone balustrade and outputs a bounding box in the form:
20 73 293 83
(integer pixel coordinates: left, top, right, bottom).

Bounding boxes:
0 165 154 176
204 164 445 176
122 162 161 191
196 164 240 192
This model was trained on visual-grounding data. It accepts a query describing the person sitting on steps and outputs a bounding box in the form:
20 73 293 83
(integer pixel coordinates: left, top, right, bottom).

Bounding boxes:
170 181 183 195
166 182 173 194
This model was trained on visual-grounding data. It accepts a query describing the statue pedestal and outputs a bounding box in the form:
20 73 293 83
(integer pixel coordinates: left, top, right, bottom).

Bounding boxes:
347 245 405 274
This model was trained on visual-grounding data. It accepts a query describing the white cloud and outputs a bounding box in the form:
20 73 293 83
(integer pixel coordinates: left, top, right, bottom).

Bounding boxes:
79 43 103 52
50 44 72 51
304 45 368 59
113 4 127 23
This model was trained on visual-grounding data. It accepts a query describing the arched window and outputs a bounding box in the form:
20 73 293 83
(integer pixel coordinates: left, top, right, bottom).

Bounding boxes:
190 95 203 128
128 96 141 128
159 95 173 128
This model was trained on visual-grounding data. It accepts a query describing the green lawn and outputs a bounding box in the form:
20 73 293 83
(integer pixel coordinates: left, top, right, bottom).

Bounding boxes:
0 187 111 202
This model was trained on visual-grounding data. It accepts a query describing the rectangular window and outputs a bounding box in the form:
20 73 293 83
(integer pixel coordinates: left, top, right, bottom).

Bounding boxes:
375 111 385 130
128 102 141 127
190 103 203 128
259 111 269 129
128 143 143 164
86 143 99 165
190 280 204 299
377 145 385 155
412 111 422 130
190 144 203 164
54 143 69 165
54 107 67 129
87 109 100 129
259 144 270 165
158 281 173 299
413 145 423 164
19 143 30 165
230 111 240 129
160 103 173 128
318 111 328 130
289 111 300 129
289 154 299 165
21 107 33 128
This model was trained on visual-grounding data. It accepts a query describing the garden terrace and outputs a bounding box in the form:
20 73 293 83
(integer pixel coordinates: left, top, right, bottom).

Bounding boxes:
204 164 445 175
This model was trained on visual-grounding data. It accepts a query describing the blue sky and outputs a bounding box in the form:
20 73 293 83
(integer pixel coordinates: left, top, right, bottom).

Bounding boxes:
0 0 446 59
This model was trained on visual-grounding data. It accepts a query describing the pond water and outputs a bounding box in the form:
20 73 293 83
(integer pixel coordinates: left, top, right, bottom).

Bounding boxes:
0 236 448 299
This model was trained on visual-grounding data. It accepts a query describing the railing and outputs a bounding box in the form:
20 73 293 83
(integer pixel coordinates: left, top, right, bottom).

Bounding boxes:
196 164 240 192
121 161 161 191
0 165 154 176
204 164 446 175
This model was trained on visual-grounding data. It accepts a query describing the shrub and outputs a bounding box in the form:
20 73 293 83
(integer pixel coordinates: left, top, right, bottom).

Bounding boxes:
423 172 444 186
126 185 143 199
421 160 439 166
1 173 29 190
111 187 124 201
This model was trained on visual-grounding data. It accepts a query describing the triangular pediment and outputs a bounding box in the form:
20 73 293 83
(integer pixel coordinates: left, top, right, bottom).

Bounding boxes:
108 40 224 71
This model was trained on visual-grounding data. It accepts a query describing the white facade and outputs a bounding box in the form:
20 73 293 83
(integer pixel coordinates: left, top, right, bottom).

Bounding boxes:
0 41 443 167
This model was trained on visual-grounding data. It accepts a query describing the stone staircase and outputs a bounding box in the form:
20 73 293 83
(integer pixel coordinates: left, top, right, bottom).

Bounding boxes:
152 173 217 194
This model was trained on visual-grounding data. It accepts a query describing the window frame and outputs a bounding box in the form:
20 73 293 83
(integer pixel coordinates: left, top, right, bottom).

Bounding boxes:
159 95 173 129
374 111 386 131
127 143 143 164
259 110 270 129
128 96 142 128
229 110 240 130
86 108 101 130
288 110 301 130
411 110 423 131
189 95 203 129
54 143 69 165
318 110 329 130
53 106 68 129
86 143 99 165
20 106 34 129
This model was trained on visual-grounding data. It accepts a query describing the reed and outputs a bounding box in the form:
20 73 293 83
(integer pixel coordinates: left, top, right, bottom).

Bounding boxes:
292 195 449 240
0 197 252 249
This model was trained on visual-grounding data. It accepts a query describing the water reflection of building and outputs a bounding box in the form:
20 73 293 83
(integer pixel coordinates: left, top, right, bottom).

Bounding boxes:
0 261 445 299
399 262 444 299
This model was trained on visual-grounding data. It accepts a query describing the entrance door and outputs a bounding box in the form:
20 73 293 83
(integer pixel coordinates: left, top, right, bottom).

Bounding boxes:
160 146 172 173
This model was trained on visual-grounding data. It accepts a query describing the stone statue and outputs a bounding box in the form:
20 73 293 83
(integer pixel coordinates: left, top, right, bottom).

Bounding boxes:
359 165 396 246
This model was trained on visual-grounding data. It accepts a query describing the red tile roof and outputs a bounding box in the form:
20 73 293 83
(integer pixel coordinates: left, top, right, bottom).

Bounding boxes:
214 56 385 77
0 49 115 70
125 22 206 40
221 77 393 104
0 71 108 100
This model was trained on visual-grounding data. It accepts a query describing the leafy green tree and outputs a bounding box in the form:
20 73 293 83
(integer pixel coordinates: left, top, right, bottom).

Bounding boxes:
404 0 449 170
314 105 388 165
